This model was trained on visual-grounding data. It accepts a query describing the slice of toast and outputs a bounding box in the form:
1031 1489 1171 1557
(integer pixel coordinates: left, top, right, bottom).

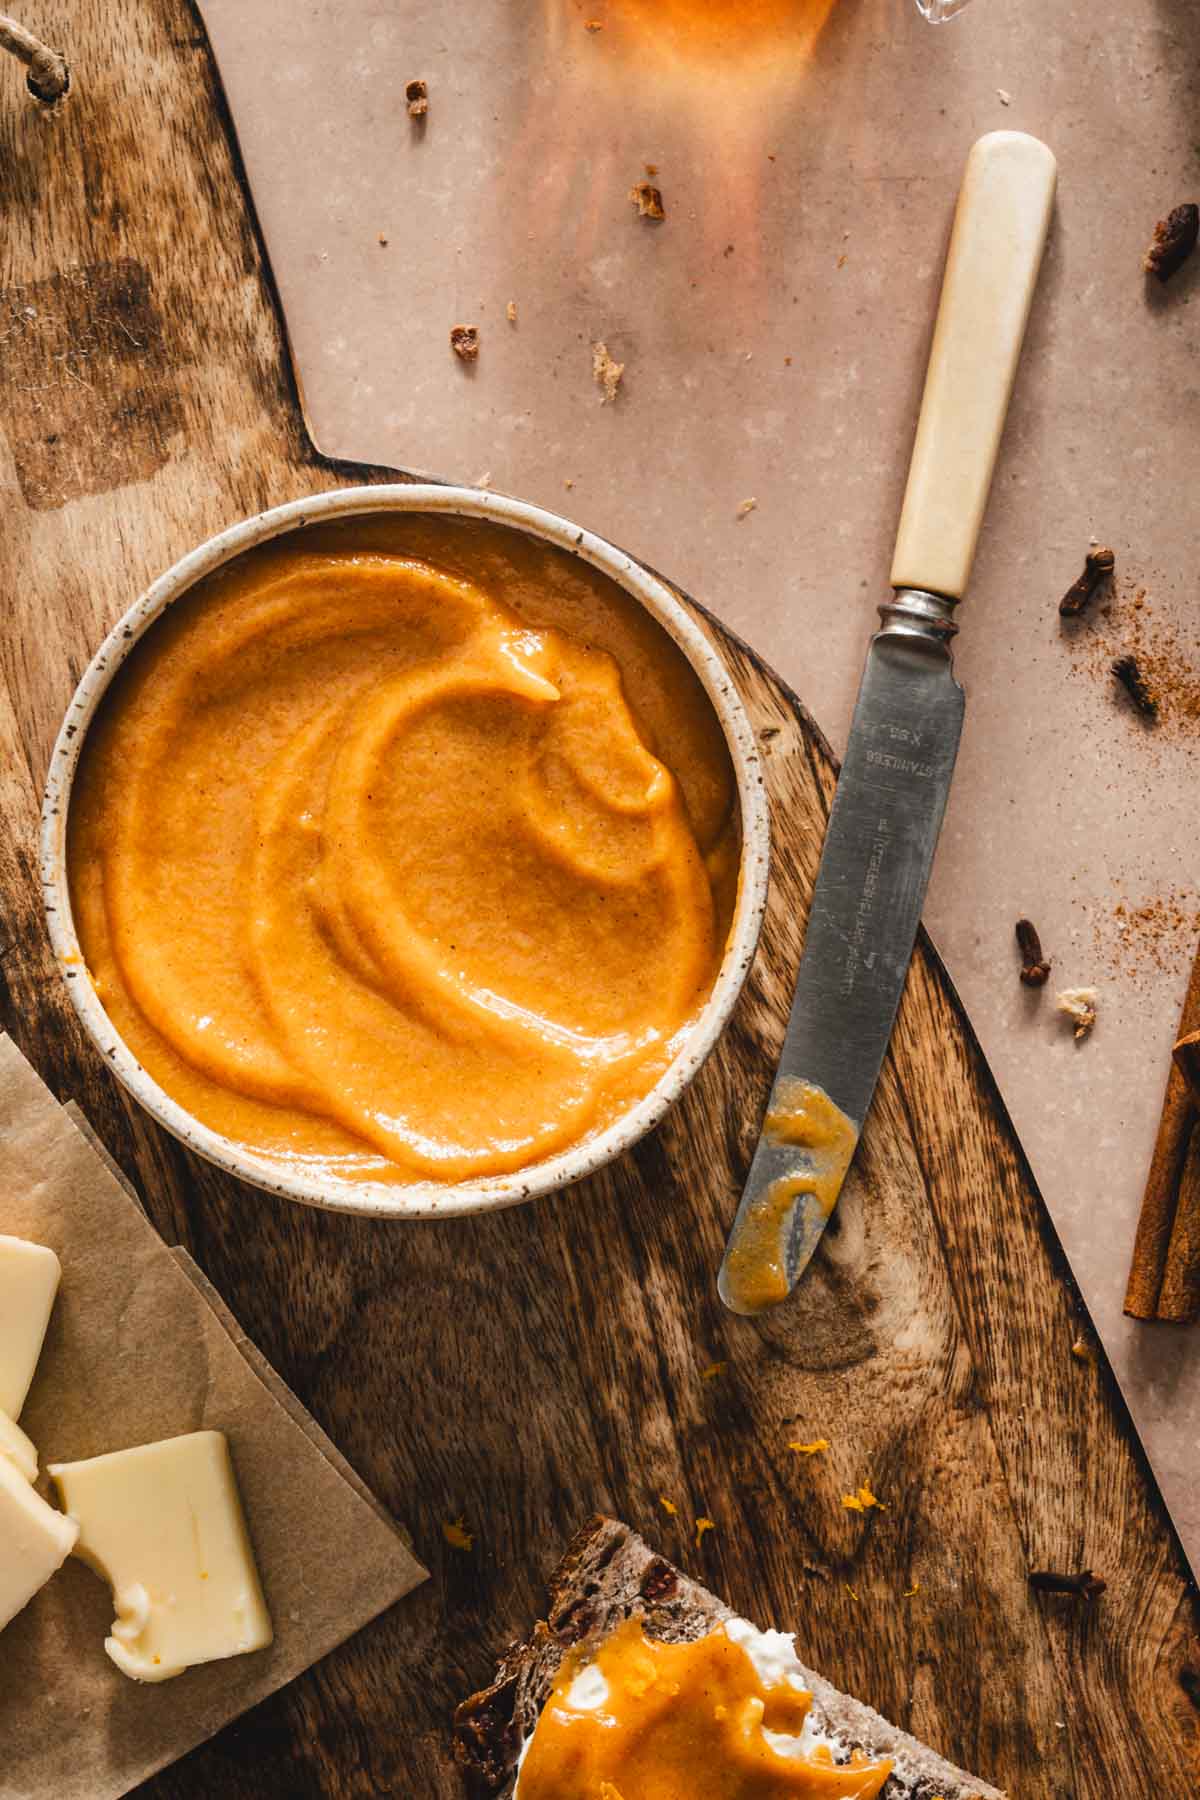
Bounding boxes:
453 1516 1005 1799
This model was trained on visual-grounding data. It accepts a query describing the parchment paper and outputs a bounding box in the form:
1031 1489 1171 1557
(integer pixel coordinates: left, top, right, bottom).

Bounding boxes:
0 1035 427 1800
197 0 1200 1571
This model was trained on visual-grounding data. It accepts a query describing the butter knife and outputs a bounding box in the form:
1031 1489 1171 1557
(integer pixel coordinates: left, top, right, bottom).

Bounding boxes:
719 131 1057 1316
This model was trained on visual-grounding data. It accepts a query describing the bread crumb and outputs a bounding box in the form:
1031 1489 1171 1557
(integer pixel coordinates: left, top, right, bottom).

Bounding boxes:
1070 1337 1092 1362
645 162 658 177
997 87 1011 105
842 1483 886 1513
476 471 492 489
700 1361 727 1381
659 1495 677 1516
789 1439 829 1455
584 17 604 29
451 324 480 361
442 1517 473 1551
506 299 518 323
564 477 575 489
694 1516 716 1548
903 1581 920 1597
736 497 757 520
630 180 666 220
592 341 624 403
378 233 389 246
836 253 848 269
406 77 428 118
1056 986 1098 1039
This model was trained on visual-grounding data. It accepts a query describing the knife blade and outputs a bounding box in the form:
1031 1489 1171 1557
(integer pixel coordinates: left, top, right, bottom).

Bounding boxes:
719 130 1057 1316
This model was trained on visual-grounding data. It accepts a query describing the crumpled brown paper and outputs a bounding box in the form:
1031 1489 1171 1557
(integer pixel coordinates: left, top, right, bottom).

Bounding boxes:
0 1035 427 1800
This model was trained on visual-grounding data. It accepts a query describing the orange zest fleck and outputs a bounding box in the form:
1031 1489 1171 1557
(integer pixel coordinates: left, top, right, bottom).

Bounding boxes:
843 1582 859 1601
700 1361 728 1381
789 1438 830 1456
442 1517 474 1552
903 1581 920 1598
842 1483 886 1513
694 1516 716 1548
659 1496 678 1517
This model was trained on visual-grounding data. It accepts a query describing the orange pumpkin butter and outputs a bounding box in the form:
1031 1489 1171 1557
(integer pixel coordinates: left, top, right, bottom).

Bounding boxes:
516 1617 893 1798
68 516 737 1187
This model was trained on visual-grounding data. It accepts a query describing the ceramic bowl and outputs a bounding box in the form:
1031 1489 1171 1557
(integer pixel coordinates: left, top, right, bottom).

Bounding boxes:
41 485 770 1219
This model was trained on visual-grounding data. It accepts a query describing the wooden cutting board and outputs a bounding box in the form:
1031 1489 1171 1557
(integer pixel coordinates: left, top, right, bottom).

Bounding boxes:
0 4 1196 1795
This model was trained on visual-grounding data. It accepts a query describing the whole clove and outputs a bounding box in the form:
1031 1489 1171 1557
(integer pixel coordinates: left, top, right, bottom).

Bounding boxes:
0 16 69 104
1144 203 1199 283
1016 918 1051 987
1028 1569 1107 1601
1112 653 1159 718
1059 546 1115 617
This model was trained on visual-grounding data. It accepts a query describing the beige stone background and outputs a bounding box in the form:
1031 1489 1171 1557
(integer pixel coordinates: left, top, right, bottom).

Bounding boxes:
198 0 1200 1565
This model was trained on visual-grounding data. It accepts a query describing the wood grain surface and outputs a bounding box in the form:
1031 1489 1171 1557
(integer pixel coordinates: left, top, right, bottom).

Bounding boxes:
0 4 1197 1796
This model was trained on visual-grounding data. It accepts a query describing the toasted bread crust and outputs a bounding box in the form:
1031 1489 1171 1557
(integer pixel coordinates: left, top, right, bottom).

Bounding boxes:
452 1516 1005 1800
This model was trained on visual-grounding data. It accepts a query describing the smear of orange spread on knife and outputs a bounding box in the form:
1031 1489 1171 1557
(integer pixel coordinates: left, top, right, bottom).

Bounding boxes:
722 1080 858 1314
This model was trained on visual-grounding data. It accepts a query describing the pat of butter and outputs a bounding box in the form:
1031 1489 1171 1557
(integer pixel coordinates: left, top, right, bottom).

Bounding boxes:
0 1408 38 1482
0 1234 61 1420
49 1430 273 1682
0 1454 78 1631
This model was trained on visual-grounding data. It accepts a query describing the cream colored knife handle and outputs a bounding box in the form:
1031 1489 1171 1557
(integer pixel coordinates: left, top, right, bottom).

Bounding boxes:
890 131 1057 600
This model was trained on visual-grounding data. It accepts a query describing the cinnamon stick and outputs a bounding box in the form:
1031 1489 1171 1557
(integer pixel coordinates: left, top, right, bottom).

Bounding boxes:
1124 937 1200 1318
1157 1124 1200 1322
1174 1029 1200 1107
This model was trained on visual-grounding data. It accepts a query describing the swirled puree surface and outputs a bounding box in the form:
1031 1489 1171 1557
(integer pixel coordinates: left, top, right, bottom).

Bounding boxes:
67 516 738 1189
514 1617 893 1797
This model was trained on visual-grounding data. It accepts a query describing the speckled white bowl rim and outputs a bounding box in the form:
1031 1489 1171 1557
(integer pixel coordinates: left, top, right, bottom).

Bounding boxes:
41 485 770 1220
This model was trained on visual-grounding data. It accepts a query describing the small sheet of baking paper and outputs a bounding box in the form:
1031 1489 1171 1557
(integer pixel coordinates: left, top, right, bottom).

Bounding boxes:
0 1033 427 1800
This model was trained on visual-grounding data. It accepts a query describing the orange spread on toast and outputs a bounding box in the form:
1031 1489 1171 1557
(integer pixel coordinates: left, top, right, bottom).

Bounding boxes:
516 1617 893 1798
